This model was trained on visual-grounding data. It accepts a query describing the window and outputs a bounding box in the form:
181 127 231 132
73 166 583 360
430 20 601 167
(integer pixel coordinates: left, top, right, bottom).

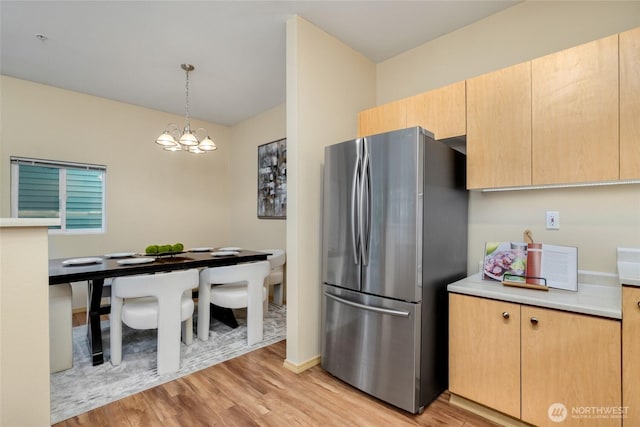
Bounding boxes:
11 157 106 233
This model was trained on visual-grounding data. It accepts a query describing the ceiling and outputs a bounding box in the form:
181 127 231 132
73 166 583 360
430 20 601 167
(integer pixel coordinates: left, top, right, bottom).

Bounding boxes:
0 1 518 127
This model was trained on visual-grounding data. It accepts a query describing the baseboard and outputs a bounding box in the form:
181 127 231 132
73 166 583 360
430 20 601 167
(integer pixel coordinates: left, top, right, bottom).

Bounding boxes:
72 308 86 315
283 355 321 373
449 393 531 427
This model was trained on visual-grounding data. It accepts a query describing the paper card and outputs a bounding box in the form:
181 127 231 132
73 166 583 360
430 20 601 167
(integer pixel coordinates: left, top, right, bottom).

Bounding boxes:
539 244 578 291
482 241 578 291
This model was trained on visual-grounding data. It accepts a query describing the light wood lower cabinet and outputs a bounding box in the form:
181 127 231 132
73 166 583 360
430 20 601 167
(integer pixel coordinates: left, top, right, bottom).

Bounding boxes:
449 293 521 418
623 286 640 426
450 293 622 427
521 306 621 427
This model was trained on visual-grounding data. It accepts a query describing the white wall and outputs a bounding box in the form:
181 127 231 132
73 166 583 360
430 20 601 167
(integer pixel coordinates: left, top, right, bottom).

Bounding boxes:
0 223 52 426
376 1 640 274
1 76 234 255
0 75 235 307
285 16 376 367
228 103 287 251
377 1 640 104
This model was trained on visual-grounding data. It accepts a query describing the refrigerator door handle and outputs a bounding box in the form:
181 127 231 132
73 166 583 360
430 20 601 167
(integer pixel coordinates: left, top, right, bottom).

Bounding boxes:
360 138 371 266
351 139 362 265
324 291 410 317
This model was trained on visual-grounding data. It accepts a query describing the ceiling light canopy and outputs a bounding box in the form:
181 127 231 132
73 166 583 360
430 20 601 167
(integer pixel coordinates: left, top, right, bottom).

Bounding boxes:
155 64 216 154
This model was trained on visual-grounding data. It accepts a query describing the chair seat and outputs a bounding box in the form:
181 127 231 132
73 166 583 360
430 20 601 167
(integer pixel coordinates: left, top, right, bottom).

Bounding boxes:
259 249 286 306
198 261 271 345
122 293 194 330
211 282 267 309
267 269 283 286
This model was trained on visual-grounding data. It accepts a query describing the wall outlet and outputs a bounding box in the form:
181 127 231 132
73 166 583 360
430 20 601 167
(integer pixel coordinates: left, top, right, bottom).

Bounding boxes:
546 211 560 230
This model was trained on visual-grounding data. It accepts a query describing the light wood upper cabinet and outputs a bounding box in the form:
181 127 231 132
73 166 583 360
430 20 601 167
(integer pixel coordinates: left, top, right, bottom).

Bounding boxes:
357 100 406 137
623 286 640 426
620 28 640 180
532 35 619 185
449 294 521 418
466 62 532 189
405 81 466 140
521 306 621 427
357 82 465 139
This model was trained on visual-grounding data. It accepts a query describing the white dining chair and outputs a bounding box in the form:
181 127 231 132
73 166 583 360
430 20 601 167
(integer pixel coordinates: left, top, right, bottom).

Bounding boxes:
110 269 198 375
198 261 271 345
259 249 286 306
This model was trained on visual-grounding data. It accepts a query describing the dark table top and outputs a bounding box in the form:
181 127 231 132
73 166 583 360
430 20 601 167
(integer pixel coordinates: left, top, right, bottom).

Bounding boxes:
49 249 268 284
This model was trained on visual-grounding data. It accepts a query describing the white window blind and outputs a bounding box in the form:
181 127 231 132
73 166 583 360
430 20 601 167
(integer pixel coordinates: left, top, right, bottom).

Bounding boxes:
11 157 106 233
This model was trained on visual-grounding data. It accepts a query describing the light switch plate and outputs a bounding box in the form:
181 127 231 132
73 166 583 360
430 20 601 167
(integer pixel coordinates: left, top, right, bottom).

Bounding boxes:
546 211 560 230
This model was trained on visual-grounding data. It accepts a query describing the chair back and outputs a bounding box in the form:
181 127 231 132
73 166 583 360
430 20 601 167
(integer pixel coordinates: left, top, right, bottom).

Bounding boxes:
200 261 270 286
260 249 286 270
112 269 199 300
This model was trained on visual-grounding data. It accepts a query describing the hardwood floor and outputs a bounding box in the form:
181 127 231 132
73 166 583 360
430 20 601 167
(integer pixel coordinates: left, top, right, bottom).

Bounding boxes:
59 313 497 427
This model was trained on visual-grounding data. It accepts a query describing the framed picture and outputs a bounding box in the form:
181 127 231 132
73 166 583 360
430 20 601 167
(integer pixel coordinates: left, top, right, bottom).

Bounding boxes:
257 138 287 219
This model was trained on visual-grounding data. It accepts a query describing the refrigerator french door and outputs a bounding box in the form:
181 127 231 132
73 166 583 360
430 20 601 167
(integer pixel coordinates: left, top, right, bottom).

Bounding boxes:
323 286 421 412
322 129 422 302
321 127 468 414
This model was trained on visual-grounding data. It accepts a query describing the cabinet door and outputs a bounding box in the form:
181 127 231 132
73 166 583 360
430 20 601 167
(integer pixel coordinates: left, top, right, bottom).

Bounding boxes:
466 62 532 189
532 35 619 185
623 286 640 426
449 294 521 418
357 100 406 137
405 81 466 140
620 28 640 180
521 306 621 427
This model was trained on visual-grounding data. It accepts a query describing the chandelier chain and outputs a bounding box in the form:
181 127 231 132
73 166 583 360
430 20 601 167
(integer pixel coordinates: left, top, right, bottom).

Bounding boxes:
184 67 190 124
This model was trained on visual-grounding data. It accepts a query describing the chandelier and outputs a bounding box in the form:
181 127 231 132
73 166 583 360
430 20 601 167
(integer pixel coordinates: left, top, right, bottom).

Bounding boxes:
155 64 217 154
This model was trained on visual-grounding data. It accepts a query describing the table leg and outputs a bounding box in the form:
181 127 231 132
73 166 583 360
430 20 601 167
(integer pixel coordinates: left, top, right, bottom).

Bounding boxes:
87 279 105 365
211 304 239 328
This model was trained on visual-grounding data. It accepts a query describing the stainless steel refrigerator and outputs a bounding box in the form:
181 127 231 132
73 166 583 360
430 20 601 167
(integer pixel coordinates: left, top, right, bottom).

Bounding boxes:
321 126 468 414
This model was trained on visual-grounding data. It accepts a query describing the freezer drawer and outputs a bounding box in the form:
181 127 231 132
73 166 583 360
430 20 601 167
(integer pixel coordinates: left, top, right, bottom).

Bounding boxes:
321 285 421 413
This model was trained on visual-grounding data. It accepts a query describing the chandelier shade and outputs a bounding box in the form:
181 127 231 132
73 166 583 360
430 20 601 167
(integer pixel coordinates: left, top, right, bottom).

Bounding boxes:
155 64 217 154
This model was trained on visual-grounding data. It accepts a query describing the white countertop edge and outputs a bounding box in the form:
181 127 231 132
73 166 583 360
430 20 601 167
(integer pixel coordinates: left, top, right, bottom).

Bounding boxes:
618 261 640 287
448 273 621 320
618 248 640 263
617 248 640 287
0 218 60 227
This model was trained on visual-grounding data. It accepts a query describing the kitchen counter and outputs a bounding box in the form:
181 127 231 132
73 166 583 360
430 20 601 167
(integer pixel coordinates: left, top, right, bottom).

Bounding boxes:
447 271 621 319
0 218 60 227
618 248 640 287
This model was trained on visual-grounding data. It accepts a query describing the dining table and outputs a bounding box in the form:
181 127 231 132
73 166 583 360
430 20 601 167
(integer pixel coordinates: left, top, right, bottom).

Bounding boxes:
49 249 268 366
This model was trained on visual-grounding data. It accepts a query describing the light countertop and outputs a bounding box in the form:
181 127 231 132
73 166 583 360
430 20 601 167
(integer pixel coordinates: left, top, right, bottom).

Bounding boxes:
618 248 640 287
447 271 621 319
0 218 60 228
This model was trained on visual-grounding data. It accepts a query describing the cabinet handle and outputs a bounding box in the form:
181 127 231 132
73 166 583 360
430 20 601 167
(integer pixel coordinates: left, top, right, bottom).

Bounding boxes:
502 311 510 319
637 301 640 309
530 317 539 325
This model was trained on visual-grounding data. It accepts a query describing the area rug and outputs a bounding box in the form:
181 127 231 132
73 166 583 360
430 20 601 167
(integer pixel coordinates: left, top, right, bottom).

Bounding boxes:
50 304 287 424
